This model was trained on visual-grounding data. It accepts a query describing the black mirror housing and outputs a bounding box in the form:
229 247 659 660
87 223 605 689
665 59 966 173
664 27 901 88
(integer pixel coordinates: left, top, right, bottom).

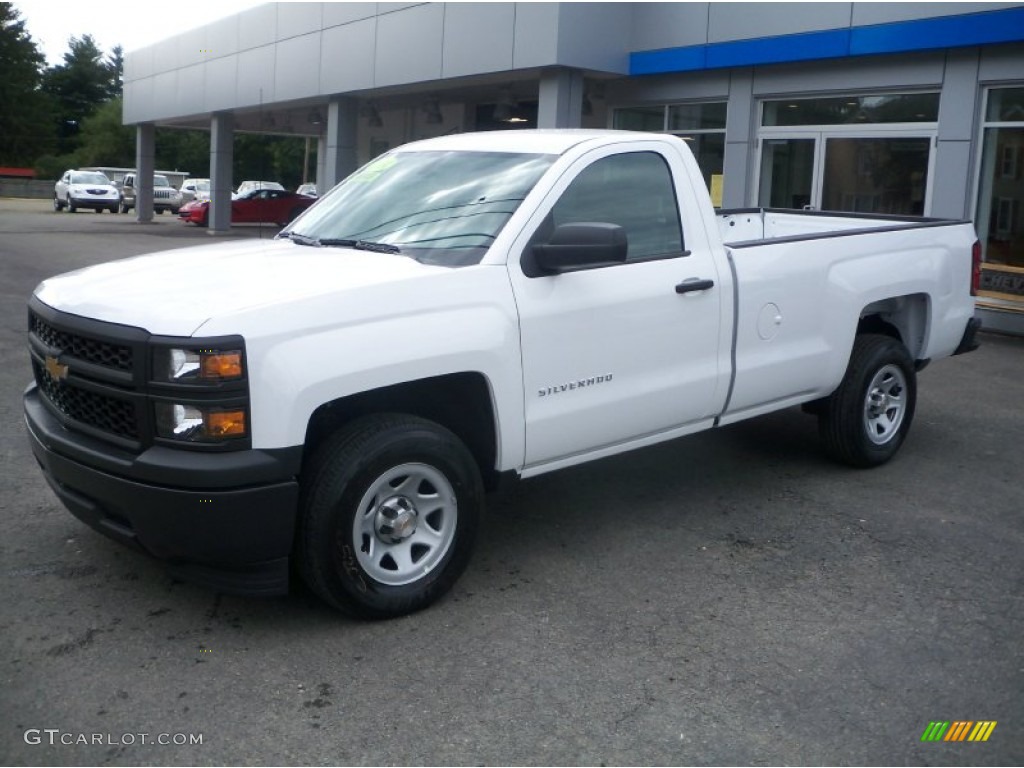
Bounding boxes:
532 222 627 274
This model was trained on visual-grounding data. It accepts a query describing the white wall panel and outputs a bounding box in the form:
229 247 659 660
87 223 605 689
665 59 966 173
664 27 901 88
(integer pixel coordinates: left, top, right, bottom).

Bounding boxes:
321 18 377 93
277 2 323 40
630 2 710 53
238 4 278 51
205 15 240 58
323 2 376 27
512 3 559 69
708 3 851 43
205 55 238 112
374 4 444 86
441 3 515 78
236 45 276 108
275 33 321 99
174 63 206 117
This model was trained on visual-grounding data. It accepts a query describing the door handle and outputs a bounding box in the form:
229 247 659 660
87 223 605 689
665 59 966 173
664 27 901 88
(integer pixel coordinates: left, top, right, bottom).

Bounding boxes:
675 278 715 294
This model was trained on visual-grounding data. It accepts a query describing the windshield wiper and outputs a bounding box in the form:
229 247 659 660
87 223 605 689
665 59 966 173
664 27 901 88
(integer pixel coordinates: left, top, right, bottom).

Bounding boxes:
278 231 321 247
318 239 402 254
278 232 402 254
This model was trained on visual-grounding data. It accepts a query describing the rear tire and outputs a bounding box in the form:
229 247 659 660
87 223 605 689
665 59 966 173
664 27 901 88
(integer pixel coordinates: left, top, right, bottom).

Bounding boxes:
53 196 64 212
819 334 917 468
297 414 482 619
119 202 130 214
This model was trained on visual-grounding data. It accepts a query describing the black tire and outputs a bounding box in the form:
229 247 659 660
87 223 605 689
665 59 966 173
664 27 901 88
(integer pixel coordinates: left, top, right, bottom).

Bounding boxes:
156 208 164 215
95 207 103 213
297 414 483 619
819 334 917 468
53 196 63 212
108 205 118 213
119 202 130 214
66 196 76 213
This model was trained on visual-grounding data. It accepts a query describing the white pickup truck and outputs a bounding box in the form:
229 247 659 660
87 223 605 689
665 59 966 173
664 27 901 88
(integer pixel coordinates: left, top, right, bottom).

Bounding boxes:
25 130 981 618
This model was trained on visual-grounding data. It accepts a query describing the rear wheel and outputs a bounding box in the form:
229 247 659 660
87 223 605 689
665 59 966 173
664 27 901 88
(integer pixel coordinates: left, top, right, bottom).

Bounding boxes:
53 196 63 212
297 414 482 619
819 334 917 468
119 201 130 214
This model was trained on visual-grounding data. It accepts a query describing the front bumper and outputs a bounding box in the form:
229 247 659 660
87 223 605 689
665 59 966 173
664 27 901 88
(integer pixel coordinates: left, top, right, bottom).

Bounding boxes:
25 385 301 595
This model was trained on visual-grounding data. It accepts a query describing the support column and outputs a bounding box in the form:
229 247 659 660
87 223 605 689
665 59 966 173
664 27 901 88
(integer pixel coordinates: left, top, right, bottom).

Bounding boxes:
209 111 234 234
723 68 754 209
134 123 154 223
537 68 584 128
322 98 357 190
932 48 981 219
315 135 327 193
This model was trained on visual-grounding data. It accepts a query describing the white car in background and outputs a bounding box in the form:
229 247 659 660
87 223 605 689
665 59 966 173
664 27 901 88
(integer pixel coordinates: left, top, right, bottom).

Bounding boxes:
53 170 120 213
233 180 284 199
296 183 318 198
180 178 211 204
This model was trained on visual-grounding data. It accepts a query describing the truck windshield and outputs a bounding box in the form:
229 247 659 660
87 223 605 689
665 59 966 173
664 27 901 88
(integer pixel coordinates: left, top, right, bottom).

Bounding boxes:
154 175 171 187
287 150 555 266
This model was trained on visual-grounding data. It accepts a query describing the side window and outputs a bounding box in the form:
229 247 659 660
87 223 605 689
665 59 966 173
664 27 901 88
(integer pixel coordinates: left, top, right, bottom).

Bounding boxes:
549 152 685 261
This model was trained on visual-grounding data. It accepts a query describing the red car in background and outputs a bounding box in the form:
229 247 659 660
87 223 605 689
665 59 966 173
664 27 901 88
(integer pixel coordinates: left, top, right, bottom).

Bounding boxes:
179 188 315 227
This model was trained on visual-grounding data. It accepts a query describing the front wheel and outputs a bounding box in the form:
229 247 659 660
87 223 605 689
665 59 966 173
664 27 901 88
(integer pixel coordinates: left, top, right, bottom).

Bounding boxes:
66 196 76 213
297 414 482 619
818 334 917 468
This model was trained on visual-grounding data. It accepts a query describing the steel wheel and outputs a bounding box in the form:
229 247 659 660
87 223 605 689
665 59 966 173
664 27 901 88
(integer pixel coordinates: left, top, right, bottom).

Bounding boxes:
863 364 907 445
352 462 457 586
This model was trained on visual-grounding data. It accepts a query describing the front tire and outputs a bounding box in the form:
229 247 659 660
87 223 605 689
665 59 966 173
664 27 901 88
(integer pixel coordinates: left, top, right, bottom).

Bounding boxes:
297 414 482 619
66 196 76 213
819 334 917 468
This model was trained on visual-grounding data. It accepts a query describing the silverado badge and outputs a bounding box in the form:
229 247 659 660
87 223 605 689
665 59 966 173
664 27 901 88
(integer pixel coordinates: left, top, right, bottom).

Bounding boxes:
44 355 69 381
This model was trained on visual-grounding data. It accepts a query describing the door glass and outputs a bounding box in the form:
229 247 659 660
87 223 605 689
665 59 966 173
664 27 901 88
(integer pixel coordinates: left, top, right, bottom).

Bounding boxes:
758 138 814 209
821 137 930 215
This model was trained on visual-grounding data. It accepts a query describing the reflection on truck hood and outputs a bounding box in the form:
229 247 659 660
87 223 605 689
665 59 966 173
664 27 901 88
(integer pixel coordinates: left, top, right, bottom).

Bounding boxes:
33 239 446 336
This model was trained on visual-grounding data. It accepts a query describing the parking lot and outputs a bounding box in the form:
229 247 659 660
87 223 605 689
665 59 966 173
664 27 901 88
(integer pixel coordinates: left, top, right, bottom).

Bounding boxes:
1 196 1021 766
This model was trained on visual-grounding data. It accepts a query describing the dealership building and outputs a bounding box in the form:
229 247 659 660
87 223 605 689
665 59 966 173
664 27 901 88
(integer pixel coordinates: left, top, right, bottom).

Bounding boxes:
122 2 1024 331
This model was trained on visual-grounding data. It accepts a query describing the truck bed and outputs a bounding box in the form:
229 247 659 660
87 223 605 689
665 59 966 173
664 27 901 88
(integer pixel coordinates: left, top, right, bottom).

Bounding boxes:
718 208 967 247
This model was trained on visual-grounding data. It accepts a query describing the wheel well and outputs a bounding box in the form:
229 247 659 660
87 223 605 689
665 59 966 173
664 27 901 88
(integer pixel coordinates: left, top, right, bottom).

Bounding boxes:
303 372 500 490
857 293 929 360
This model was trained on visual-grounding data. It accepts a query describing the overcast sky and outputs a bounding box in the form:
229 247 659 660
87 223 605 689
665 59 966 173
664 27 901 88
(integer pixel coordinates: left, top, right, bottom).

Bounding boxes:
15 0 265 65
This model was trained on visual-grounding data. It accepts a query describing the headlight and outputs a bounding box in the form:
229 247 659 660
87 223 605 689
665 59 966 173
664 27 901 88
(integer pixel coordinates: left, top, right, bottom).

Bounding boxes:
155 403 247 442
154 348 244 383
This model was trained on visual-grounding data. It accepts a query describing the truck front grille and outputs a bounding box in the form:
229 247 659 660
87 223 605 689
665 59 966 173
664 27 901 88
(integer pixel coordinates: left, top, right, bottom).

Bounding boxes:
30 313 133 371
32 359 139 440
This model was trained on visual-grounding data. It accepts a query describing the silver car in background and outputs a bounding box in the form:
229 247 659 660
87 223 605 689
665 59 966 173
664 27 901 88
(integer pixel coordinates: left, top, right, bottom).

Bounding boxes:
53 170 120 213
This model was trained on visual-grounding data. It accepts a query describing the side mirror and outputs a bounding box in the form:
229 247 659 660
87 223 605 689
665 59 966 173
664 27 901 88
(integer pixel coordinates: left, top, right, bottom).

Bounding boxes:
532 222 627 274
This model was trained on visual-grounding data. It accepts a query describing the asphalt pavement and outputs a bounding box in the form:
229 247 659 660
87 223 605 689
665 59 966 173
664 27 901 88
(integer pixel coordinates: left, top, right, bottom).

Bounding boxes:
1 198 1021 766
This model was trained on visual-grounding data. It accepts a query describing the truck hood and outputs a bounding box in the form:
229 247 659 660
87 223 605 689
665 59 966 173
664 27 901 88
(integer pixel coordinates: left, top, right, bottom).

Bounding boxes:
34 238 449 336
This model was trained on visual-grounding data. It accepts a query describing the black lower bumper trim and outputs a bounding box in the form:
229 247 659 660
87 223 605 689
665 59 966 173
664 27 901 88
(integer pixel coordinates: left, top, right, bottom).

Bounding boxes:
26 387 300 597
954 316 982 356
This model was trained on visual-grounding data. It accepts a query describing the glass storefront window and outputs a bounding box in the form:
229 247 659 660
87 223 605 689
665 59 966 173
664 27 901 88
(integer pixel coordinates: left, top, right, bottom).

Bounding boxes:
763 93 939 126
668 102 727 131
975 88 1024 307
821 137 930 215
986 87 1024 122
613 103 728 205
612 107 665 131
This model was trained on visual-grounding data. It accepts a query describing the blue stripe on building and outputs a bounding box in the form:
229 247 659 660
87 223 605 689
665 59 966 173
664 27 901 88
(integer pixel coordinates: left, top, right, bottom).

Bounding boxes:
630 7 1024 75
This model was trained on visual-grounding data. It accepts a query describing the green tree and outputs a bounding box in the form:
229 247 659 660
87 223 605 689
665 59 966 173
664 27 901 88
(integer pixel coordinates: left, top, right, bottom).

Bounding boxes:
75 96 133 167
106 44 123 99
0 2 55 165
43 34 112 155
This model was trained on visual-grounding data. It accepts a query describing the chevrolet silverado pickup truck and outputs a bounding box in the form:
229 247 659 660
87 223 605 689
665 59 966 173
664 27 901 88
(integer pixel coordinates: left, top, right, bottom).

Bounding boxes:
25 130 981 618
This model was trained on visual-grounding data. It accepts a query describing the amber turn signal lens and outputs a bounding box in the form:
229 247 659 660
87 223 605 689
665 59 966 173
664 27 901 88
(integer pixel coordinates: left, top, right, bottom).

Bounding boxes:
205 410 246 437
200 351 243 379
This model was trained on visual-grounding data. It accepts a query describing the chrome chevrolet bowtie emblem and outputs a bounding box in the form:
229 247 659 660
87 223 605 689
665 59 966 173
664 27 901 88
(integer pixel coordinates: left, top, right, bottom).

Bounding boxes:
44 355 69 381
